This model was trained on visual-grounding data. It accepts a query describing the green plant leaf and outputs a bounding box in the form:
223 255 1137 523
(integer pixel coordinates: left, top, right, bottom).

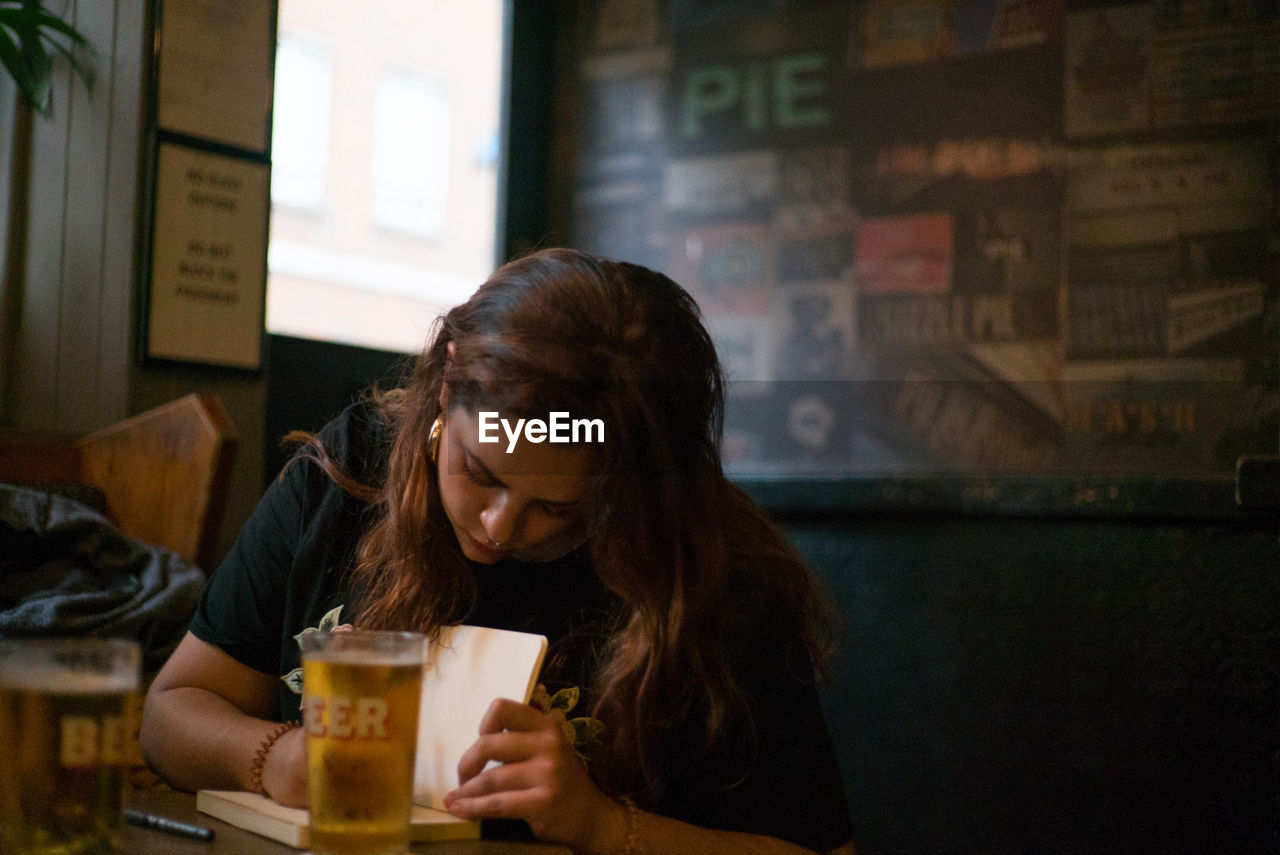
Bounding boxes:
0 22 34 93
33 7 95 84
0 0 93 114
24 25 50 111
42 32 94 89
26 7 89 43
0 16 45 113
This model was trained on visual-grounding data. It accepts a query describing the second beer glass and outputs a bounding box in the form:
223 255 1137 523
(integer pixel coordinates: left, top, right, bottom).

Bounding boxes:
0 638 141 855
300 630 425 855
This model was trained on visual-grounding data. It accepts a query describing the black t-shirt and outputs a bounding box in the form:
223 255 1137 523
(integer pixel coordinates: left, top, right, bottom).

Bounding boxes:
190 402 853 851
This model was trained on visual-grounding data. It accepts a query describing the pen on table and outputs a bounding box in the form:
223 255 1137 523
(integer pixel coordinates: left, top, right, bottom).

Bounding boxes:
123 808 216 842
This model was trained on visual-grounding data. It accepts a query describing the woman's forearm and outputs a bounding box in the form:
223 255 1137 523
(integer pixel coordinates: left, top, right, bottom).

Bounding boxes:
140 685 279 793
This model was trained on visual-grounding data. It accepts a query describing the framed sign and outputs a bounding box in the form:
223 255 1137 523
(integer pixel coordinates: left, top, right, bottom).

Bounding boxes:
155 0 275 153
142 142 270 370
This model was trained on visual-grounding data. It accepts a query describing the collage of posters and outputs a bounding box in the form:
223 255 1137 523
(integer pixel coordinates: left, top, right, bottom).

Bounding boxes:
565 0 1278 477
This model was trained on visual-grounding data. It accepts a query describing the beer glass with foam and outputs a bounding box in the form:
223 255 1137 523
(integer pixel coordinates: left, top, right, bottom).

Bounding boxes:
300 630 425 855
0 638 141 855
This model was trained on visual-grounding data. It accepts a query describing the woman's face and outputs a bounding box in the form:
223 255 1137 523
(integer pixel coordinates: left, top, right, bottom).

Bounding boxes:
436 405 592 564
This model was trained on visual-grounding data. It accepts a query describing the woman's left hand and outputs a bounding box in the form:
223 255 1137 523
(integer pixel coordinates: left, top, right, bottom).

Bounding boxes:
443 698 628 853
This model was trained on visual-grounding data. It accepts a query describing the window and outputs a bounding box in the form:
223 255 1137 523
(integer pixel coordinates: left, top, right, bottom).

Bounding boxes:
270 33 332 211
267 1 504 352
372 69 451 237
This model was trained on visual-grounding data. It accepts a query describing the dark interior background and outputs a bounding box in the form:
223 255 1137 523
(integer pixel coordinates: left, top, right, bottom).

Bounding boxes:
263 3 1280 852
757 481 1277 854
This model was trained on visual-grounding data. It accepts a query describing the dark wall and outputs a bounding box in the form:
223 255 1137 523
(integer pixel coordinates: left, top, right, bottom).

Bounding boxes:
262 334 406 482
748 481 1279 855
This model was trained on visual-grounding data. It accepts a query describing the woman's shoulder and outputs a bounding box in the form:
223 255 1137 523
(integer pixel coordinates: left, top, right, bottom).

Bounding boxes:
310 396 394 482
719 488 833 670
317 395 387 445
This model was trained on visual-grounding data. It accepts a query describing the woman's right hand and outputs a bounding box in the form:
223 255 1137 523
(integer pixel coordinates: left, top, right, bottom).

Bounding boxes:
261 726 309 807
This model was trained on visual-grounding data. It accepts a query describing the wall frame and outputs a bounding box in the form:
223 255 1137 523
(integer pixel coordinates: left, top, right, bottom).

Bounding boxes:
142 141 271 369
137 0 276 371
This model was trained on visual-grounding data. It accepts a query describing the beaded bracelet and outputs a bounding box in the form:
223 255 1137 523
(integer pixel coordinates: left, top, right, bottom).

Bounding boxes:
617 796 641 855
248 721 299 796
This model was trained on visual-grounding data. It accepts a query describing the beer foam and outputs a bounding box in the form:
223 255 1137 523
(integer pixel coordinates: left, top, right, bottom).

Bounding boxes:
304 651 423 667
0 666 136 694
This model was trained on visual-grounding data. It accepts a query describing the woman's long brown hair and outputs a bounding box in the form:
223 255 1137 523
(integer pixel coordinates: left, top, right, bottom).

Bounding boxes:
288 248 835 805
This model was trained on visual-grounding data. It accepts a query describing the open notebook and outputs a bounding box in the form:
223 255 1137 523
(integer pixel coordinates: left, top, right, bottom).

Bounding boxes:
198 625 548 847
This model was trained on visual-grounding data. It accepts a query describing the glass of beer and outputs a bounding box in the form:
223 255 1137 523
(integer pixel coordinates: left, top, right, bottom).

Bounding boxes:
300 630 425 855
0 638 141 855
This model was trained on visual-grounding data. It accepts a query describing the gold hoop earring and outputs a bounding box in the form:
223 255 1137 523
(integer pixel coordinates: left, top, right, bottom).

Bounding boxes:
427 415 443 463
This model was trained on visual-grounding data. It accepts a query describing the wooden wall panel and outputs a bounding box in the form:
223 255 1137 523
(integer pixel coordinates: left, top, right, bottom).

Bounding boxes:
8 1 145 434
13 11 72 430
57 0 114 432
0 80 12 280
97 0 146 428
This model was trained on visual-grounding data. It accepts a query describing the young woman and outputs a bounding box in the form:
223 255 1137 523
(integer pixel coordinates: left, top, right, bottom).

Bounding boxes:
141 248 856 855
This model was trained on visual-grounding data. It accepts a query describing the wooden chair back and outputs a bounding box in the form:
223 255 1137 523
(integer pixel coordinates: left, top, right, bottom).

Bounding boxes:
0 394 237 572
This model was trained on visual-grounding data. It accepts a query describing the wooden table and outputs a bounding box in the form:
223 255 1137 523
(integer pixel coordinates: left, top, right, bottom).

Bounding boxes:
122 788 570 854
